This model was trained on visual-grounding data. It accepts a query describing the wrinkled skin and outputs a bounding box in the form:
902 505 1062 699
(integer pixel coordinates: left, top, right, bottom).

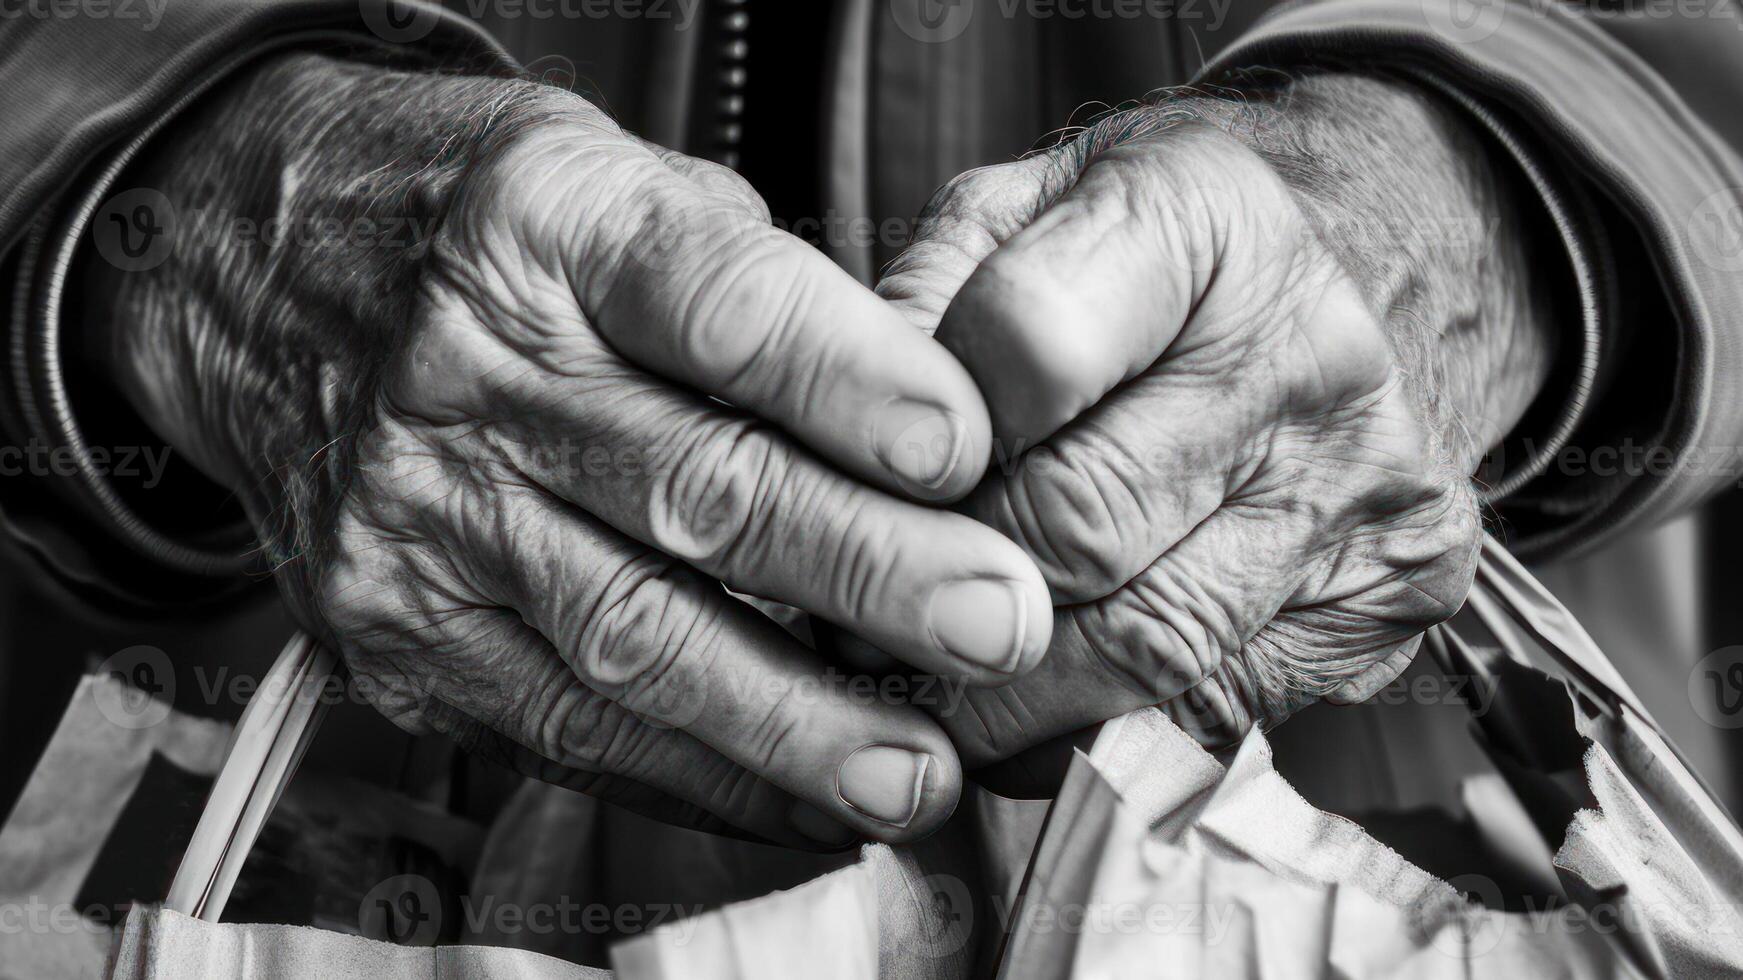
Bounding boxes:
98 56 1058 847
862 81 1549 761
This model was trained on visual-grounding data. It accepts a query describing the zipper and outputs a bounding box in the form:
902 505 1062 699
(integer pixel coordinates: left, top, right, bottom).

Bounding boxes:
707 0 749 170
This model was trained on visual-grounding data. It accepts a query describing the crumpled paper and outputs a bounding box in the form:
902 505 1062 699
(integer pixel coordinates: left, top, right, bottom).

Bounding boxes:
18 620 1734 978
608 835 995 980
1553 702 1743 976
993 708 1662 979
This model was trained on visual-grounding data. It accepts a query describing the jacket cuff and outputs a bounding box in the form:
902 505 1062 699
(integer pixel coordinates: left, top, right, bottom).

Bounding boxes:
3 8 511 609
1200 0 1743 560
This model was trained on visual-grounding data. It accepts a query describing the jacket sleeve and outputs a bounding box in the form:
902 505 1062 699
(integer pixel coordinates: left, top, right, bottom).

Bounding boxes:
0 0 510 608
1201 0 1743 560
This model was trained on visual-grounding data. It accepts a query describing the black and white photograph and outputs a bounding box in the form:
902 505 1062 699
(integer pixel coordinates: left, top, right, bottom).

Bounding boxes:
1 0 1742 976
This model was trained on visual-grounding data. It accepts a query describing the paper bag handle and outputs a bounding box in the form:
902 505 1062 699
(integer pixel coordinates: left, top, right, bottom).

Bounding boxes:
164 630 339 921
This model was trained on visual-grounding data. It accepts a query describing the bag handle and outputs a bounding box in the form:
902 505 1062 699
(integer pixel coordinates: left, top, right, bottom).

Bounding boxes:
1445 534 1734 822
164 630 338 921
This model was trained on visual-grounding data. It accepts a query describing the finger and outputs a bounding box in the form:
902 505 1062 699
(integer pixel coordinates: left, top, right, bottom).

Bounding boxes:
951 179 1390 604
552 145 992 501
481 363 1051 683
958 356 1264 603
875 156 1065 335
319 546 864 849
935 129 1249 449
628 134 772 223
408 620 862 850
1323 635 1422 705
935 475 1473 762
471 488 967 841
928 502 1360 763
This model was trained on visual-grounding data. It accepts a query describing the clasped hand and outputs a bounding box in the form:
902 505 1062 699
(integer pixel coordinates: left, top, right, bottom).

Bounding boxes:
107 60 1538 848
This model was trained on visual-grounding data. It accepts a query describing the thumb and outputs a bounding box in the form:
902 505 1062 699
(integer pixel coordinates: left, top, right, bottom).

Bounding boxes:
877 155 1064 335
933 128 1259 451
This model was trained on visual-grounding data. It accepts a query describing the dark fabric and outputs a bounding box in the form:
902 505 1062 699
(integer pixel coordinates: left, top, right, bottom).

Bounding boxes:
1200 0 1743 559
0 0 504 259
9 0 1741 593
0 1 508 607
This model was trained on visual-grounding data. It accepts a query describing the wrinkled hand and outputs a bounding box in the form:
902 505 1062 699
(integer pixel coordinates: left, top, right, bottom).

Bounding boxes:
868 75 1553 758
93 55 1053 844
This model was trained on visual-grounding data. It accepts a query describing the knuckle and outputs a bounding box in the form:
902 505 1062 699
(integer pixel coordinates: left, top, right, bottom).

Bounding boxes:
478 102 623 206
548 694 643 774
987 442 1144 601
1283 280 1398 415
683 158 771 223
1270 376 1452 543
670 221 811 381
313 510 415 639
647 420 780 566
730 693 806 775
348 418 469 529
1391 483 1482 627
1070 576 1227 704
910 157 1059 255
936 685 1048 768
919 165 1014 229
379 308 536 424
573 555 719 705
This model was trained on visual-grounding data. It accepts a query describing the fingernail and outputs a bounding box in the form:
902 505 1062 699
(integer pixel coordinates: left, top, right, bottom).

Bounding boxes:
837 745 931 828
786 801 858 848
927 579 1028 673
873 399 966 494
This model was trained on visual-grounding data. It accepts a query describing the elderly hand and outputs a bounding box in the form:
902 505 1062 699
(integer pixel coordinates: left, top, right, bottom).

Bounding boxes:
87 54 1054 845
867 74 1557 758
